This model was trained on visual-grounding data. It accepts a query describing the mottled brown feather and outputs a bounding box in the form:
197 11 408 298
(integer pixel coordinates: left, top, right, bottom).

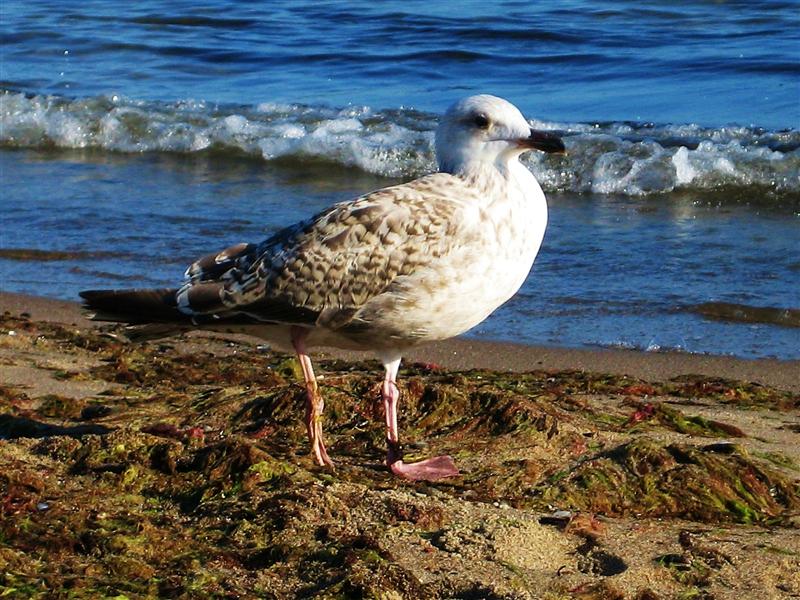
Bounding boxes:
175 173 472 330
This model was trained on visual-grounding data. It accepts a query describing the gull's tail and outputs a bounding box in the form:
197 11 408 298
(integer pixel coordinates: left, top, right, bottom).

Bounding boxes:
79 288 187 324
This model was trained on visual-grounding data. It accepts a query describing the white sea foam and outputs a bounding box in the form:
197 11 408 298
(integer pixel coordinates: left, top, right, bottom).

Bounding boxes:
2 91 798 199
672 147 697 185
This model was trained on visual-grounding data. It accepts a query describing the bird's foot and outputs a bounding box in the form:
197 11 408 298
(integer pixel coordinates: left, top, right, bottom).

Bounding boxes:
312 444 334 469
311 422 334 469
388 455 459 481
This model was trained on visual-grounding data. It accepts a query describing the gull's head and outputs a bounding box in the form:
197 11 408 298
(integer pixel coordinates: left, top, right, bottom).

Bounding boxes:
435 94 564 175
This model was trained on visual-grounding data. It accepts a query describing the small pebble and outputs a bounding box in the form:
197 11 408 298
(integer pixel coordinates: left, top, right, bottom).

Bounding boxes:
37 501 50 511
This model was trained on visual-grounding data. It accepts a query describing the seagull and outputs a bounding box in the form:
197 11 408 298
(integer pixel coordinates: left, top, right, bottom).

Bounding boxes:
80 94 564 481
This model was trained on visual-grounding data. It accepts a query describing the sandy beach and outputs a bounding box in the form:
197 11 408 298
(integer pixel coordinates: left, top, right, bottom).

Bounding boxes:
1 292 798 599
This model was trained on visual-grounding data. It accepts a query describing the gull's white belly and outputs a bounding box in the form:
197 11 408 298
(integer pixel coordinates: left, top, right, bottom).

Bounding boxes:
408 225 542 339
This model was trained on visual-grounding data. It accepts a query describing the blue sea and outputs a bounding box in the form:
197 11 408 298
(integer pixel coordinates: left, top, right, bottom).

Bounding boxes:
1 0 799 359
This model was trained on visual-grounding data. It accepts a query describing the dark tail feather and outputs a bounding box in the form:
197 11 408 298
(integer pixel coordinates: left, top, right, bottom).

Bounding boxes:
79 288 188 324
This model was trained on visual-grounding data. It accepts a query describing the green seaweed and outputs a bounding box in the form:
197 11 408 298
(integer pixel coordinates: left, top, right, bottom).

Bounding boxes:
38 394 85 419
536 438 799 524
667 374 799 411
653 403 746 438
753 450 799 471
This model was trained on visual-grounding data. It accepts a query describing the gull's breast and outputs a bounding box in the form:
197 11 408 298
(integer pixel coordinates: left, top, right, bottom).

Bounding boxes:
348 172 548 346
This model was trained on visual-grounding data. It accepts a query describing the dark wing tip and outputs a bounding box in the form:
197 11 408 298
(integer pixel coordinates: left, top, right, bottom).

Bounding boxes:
78 288 183 323
79 289 112 302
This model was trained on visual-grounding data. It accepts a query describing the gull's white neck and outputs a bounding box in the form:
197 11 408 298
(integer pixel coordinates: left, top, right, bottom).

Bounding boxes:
448 155 546 211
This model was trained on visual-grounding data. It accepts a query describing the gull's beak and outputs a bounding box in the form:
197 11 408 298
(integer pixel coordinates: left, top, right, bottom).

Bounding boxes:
518 129 566 154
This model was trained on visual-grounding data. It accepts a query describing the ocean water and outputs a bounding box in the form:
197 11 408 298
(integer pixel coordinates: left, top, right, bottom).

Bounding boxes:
1 0 799 359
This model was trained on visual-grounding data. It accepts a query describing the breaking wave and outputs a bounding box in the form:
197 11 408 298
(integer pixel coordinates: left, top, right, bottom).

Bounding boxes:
2 90 798 201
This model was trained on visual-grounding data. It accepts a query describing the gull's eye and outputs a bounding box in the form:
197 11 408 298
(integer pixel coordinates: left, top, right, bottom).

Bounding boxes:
473 114 490 129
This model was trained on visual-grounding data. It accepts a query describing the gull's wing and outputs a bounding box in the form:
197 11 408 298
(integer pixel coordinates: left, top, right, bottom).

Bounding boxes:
176 173 473 330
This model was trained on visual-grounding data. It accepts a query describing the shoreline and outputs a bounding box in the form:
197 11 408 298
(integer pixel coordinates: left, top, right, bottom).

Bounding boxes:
2 291 798 392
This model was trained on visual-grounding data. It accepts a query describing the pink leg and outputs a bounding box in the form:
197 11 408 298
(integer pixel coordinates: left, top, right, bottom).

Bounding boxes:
291 326 332 468
382 357 459 481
